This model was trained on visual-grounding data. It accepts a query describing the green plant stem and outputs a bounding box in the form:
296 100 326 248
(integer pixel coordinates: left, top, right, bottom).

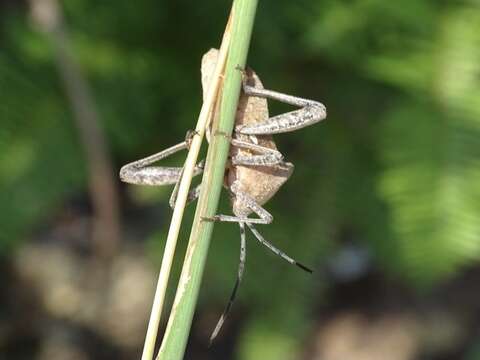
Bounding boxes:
140 13 232 360
156 0 258 358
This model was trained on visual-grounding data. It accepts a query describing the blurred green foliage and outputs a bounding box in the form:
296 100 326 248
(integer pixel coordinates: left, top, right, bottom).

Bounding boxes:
1 0 480 358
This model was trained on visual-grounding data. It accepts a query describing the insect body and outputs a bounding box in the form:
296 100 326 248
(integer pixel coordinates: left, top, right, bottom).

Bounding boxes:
120 48 327 342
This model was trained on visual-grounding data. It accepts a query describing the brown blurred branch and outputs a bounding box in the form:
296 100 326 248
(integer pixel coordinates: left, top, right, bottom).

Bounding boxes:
29 0 121 260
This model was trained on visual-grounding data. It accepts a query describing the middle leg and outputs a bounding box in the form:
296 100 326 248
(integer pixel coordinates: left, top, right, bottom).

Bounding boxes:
230 138 284 166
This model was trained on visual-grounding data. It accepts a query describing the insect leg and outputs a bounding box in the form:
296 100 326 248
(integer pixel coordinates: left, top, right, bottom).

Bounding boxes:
209 222 247 344
120 142 187 185
167 155 204 209
169 183 202 209
230 139 284 166
202 182 273 225
120 132 204 209
246 222 312 273
119 131 202 186
236 84 326 135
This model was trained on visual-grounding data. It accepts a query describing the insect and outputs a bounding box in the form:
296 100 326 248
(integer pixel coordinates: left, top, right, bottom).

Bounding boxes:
120 48 327 343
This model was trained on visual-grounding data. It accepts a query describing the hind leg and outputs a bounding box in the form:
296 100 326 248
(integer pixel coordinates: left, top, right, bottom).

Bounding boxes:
235 71 326 135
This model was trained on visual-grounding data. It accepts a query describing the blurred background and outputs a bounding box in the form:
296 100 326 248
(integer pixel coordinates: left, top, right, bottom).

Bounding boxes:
1 0 480 359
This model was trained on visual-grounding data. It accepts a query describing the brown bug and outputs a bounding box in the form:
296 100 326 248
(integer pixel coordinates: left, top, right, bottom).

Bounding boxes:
120 48 327 342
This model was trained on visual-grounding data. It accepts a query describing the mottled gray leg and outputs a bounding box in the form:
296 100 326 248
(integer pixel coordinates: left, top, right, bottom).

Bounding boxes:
119 130 202 186
202 182 273 225
119 133 204 208
236 83 327 135
209 222 247 344
230 139 284 166
168 182 202 209
246 223 312 273
120 141 189 186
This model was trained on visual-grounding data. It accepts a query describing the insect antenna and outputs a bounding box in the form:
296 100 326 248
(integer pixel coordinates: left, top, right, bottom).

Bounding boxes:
245 222 313 273
209 222 247 345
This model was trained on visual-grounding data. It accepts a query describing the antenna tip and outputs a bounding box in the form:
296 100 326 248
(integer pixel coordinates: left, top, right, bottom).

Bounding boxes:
296 262 313 273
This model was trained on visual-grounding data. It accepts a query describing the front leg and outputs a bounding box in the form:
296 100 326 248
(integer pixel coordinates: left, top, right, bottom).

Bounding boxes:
236 82 327 135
